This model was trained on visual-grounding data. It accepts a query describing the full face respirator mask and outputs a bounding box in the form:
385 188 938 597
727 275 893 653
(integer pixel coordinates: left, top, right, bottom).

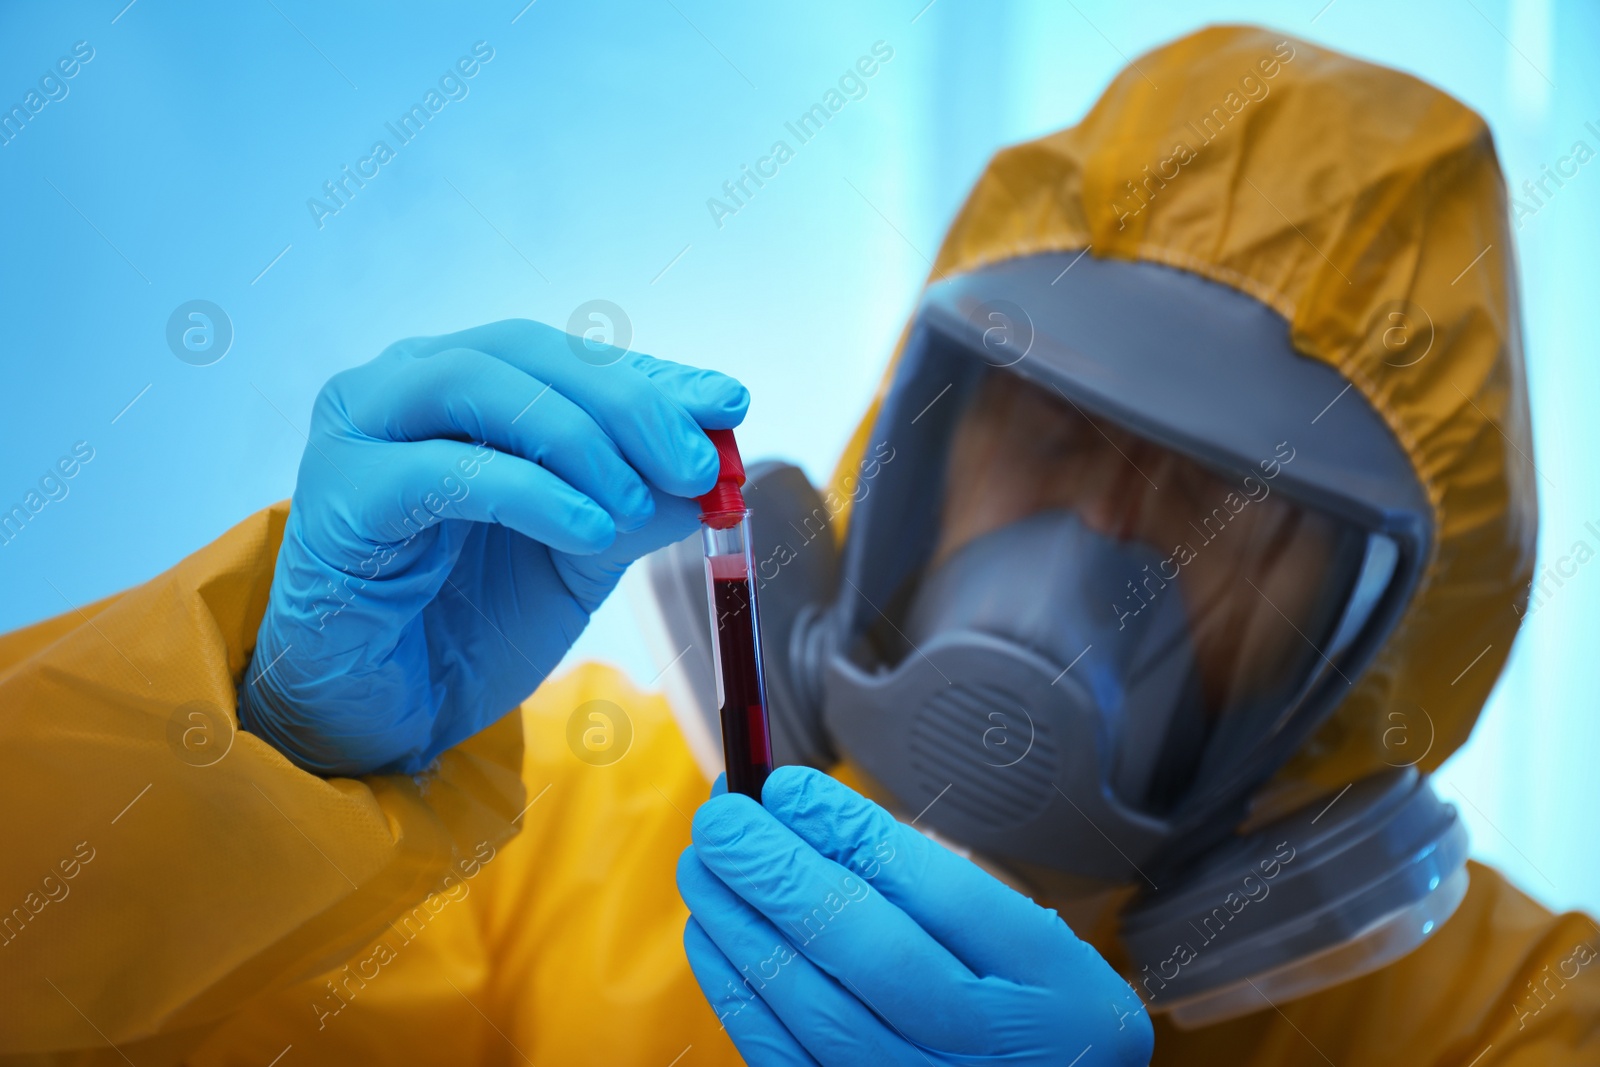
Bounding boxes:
640 252 1468 1026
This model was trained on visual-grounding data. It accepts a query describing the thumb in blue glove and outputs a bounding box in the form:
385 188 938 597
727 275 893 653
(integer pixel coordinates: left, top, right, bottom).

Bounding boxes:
239 318 749 776
677 766 1153 1066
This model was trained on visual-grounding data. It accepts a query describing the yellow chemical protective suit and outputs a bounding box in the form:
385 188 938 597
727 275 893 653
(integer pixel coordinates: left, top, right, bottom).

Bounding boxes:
2 24 1595 1067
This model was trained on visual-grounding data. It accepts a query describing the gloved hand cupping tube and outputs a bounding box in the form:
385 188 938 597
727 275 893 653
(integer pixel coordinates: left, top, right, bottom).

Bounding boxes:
679 767 1155 1066
238 318 749 776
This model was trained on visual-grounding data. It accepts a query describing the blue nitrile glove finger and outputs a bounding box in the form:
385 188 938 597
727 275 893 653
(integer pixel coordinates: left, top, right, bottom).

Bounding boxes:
336 346 657 532
764 768 1151 1059
394 322 750 431
547 489 703 615
631 354 754 429
243 436 605 770
683 918 820 1066
398 320 749 496
691 793 986 1051
678 854 908 1065
238 320 748 776
680 768 1154 1066
763 766 1075 986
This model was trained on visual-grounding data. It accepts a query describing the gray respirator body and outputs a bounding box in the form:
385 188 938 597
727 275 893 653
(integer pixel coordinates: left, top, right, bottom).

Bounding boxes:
643 253 1468 1025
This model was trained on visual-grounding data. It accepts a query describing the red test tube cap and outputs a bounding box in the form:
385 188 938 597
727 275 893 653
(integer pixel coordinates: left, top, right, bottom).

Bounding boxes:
697 429 747 529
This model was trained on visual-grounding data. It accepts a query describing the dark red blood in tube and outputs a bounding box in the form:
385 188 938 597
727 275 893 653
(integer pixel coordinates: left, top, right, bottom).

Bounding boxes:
697 429 774 800
709 552 773 799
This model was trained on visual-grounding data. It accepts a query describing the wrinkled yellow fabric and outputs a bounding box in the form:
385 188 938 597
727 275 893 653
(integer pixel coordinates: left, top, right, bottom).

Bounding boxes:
0 502 737 1066
0 503 526 1063
4 504 1596 1065
3 23 1594 1067
187 656 739 1067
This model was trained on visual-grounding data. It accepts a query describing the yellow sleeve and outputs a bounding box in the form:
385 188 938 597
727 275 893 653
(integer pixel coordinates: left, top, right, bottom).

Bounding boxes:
181 663 745 1067
0 503 526 1060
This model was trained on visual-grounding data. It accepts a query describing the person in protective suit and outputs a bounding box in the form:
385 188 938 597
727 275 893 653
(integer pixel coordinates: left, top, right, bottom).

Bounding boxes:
2 23 1596 1067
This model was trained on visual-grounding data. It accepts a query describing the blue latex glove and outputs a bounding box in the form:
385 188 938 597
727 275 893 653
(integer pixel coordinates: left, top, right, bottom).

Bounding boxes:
678 767 1153 1066
238 319 747 775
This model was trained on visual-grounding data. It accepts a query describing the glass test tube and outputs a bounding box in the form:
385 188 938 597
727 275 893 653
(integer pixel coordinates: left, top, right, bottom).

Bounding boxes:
702 510 774 799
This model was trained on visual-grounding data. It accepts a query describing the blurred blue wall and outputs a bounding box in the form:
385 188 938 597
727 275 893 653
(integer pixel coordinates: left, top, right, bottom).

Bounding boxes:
2 0 1595 915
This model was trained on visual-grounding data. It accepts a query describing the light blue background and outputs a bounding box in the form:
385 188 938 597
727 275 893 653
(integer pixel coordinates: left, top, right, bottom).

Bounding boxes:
2 1 1595 916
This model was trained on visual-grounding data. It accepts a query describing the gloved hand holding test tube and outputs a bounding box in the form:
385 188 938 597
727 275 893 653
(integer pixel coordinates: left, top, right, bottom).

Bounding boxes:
695 430 775 800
